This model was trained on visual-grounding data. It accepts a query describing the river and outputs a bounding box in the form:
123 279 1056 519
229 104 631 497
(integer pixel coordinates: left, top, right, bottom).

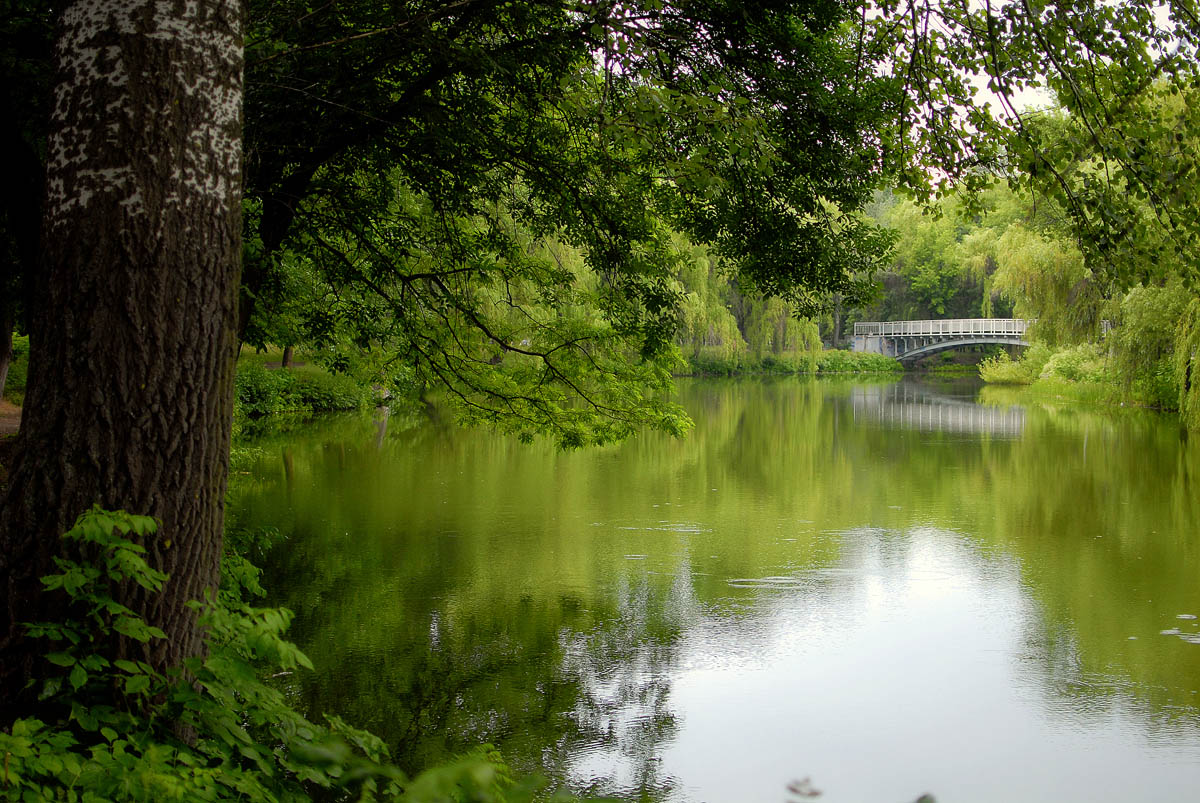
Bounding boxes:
228 377 1200 802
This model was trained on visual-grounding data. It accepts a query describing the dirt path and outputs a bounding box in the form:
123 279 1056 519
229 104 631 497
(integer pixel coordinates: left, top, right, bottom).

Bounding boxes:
0 400 21 437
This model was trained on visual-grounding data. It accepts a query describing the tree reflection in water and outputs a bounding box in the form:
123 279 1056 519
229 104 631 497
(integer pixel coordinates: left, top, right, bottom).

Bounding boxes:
230 377 1200 801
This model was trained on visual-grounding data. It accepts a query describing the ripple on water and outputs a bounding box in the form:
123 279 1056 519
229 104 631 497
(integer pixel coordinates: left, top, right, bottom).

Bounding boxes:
725 568 873 590
726 576 811 589
616 523 712 533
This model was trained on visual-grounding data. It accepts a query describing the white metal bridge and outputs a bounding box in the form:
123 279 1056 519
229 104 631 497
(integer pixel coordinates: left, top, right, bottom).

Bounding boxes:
852 318 1031 363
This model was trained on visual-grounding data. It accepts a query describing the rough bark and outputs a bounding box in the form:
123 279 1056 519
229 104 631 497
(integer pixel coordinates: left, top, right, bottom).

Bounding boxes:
0 0 243 715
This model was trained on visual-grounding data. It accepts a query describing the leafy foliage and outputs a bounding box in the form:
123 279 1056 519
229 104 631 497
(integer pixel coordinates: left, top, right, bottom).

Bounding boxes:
235 362 301 418
237 0 921 444
2 334 27 403
1039 343 1109 385
1109 279 1192 408
979 350 1039 385
0 509 548 803
235 361 376 419
815 350 903 374
234 0 1200 431
1174 299 1200 430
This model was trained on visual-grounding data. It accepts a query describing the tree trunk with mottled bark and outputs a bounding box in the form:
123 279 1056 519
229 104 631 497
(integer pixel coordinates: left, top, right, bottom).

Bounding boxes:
0 0 244 717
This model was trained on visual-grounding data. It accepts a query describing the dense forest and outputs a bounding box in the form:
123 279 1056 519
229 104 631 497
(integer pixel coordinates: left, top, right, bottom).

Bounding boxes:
6 0 1200 800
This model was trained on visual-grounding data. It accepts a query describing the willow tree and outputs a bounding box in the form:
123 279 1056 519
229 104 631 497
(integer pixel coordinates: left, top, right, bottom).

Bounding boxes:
0 0 243 709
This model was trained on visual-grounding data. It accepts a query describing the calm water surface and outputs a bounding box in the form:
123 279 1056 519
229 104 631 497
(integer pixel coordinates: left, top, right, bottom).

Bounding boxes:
229 378 1200 802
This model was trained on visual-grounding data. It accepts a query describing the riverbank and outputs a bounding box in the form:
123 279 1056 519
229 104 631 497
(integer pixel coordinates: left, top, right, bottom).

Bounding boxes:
979 343 1180 415
680 347 903 376
235 348 383 420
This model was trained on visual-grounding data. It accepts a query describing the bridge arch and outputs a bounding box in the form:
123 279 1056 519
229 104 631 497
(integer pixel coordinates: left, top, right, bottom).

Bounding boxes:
852 319 1032 363
898 337 1029 364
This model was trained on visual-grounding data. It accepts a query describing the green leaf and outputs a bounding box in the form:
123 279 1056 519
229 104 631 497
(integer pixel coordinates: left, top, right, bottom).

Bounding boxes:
46 651 76 667
71 702 98 731
124 674 151 695
68 664 87 690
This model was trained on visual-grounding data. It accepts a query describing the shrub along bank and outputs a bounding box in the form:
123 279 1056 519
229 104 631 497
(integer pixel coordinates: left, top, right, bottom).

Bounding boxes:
978 342 1143 409
682 347 902 376
234 350 381 420
0 508 529 803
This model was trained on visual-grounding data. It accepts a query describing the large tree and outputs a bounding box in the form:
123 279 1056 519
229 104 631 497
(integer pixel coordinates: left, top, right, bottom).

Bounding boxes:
0 0 243 709
236 0 902 444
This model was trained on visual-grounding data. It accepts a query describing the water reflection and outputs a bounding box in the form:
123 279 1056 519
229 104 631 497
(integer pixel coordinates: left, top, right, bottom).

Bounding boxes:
230 378 1200 802
852 380 1026 437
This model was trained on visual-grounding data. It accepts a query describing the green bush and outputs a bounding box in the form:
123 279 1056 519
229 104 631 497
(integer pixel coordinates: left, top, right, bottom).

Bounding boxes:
1130 356 1179 410
1021 341 1054 378
0 508 530 803
235 362 374 418
760 353 803 373
684 346 899 376
1040 343 1107 383
815 350 902 374
1110 279 1189 406
1177 298 1200 429
979 351 1034 384
290 366 373 411
235 361 302 417
979 342 1053 385
4 334 29 402
685 349 742 375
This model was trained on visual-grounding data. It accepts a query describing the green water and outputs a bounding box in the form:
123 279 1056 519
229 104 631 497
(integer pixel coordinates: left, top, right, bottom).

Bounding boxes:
230 378 1200 802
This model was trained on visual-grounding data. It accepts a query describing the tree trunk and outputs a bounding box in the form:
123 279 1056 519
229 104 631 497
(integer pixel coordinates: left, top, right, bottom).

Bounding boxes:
831 294 843 349
281 344 294 369
0 0 244 715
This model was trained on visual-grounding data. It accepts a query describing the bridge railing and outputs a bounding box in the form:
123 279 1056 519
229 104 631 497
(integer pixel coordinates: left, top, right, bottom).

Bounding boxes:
853 318 1030 338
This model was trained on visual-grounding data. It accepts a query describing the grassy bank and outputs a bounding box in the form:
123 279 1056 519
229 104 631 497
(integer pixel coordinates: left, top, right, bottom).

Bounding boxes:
681 347 903 376
978 342 1167 411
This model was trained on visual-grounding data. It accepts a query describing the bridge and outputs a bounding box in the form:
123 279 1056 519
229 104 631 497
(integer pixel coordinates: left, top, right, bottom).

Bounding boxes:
852 318 1031 363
